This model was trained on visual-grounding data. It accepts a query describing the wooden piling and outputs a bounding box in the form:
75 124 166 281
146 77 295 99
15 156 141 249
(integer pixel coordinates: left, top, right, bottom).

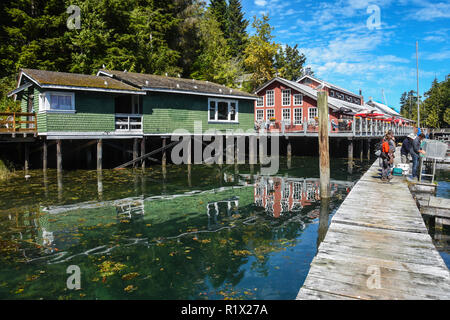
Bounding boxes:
318 91 330 198
56 139 62 173
133 138 138 168
97 139 102 171
366 139 371 160
162 137 167 167
24 143 29 172
360 139 364 161
42 139 48 172
348 138 354 161
141 137 146 170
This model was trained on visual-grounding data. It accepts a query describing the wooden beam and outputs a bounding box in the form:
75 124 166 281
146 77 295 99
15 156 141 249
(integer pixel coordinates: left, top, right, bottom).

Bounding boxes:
43 139 47 172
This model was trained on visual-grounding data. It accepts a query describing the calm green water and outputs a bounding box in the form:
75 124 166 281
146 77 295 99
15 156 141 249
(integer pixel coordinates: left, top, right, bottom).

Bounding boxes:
0 158 371 300
434 169 450 269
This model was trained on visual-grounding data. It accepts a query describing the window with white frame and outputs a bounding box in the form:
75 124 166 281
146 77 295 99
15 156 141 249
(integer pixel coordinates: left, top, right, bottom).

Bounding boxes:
256 96 264 107
266 90 275 107
294 108 303 125
282 108 291 124
282 89 291 106
256 109 264 121
39 92 75 112
208 99 239 122
308 107 318 121
293 94 303 106
266 109 275 120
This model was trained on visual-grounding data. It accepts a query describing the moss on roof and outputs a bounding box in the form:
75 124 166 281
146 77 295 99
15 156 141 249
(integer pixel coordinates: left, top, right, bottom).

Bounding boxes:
99 69 257 99
21 69 141 92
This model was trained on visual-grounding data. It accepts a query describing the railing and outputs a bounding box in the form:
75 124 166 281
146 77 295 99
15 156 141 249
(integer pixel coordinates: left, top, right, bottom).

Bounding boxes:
115 114 143 132
256 116 415 137
0 112 37 133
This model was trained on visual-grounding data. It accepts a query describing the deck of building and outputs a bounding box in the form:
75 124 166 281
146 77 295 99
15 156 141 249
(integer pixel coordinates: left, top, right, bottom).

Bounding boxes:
296 152 450 300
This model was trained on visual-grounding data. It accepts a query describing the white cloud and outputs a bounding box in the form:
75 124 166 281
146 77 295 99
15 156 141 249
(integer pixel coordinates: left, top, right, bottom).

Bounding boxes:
254 0 268 7
406 2 450 21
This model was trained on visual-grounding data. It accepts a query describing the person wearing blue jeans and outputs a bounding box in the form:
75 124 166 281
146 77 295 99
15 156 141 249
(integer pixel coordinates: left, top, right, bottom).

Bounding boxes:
408 133 426 180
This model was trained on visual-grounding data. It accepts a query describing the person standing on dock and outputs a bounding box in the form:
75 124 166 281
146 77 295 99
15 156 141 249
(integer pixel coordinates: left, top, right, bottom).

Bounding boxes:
380 133 394 182
408 133 426 181
401 133 415 164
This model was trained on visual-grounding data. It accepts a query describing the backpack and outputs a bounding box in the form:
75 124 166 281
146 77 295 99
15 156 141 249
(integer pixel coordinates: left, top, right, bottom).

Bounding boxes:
374 139 383 157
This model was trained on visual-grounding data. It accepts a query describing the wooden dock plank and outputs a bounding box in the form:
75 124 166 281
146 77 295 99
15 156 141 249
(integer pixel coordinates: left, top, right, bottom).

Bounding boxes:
297 149 450 300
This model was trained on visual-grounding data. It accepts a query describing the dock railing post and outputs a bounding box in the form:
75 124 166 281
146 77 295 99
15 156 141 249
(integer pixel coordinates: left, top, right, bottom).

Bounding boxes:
318 91 330 198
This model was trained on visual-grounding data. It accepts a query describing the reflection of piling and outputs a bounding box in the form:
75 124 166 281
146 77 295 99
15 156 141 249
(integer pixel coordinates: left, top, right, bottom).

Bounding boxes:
97 171 103 201
318 91 330 198
317 197 330 250
57 171 63 202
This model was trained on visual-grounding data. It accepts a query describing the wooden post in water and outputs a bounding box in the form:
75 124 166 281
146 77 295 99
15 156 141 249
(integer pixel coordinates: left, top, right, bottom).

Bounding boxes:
133 138 138 169
360 139 364 161
141 137 146 170
366 139 371 160
348 138 353 174
56 139 62 173
287 138 292 169
42 139 48 172
162 137 167 167
318 91 330 198
24 143 29 172
97 139 103 171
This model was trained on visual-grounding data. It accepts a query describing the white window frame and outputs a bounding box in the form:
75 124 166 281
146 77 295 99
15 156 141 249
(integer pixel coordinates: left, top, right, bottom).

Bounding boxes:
293 108 303 125
308 107 318 121
39 91 76 113
282 108 291 124
207 98 239 123
266 109 275 121
329 90 334 97
256 109 264 121
282 89 291 106
256 96 264 107
266 90 275 107
293 93 303 106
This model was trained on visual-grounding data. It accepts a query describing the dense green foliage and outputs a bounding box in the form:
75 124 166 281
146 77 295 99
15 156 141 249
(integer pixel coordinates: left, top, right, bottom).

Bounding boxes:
0 0 309 111
400 76 450 128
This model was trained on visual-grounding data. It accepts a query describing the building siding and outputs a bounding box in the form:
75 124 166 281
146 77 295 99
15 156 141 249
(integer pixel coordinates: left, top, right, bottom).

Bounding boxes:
38 91 115 133
142 92 255 134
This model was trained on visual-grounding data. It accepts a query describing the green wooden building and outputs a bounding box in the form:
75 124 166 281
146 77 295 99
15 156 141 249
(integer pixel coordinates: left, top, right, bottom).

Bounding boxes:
6 68 257 170
9 68 256 139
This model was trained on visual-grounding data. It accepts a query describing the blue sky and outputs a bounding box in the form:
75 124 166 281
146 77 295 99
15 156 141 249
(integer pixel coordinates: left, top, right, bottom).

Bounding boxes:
240 0 450 111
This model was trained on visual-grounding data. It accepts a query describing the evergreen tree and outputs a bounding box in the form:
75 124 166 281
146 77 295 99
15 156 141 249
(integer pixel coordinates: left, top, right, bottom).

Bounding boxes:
227 0 248 58
209 0 228 37
274 44 306 81
190 8 243 87
244 15 279 91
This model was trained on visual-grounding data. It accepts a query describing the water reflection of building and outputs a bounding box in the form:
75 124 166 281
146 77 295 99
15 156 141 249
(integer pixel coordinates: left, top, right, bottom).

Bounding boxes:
253 177 353 218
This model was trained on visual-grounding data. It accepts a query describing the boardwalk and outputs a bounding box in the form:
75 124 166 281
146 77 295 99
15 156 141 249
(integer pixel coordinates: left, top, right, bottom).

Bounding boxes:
297 152 450 300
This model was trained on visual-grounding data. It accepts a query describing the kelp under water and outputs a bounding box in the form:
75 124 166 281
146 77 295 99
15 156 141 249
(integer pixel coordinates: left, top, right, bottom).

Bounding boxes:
0 157 373 300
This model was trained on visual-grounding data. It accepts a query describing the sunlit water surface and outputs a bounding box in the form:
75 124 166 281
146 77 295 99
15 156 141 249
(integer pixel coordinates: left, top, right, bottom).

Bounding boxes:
0 157 394 300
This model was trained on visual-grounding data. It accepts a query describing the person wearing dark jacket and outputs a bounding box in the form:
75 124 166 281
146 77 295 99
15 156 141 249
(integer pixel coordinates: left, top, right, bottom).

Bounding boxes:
401 133 414 163
408 133 426 180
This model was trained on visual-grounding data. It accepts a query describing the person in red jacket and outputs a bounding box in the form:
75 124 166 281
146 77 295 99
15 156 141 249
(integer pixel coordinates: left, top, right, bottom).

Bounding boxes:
380 133 393 181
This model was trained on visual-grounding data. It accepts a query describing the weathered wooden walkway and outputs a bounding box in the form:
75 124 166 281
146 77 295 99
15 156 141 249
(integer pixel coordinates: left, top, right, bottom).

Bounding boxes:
297 153 450 300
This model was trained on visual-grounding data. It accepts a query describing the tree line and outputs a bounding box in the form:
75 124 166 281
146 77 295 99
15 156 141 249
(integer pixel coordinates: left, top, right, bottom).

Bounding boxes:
0 0 308 111
399 75 450 128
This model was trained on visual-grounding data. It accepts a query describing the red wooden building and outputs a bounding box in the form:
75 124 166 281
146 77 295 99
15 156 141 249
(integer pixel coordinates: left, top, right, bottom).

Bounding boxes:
254 75 367 134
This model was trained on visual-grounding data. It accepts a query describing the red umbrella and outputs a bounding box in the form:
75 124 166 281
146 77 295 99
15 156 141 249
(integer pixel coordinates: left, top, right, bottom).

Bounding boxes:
355 112 385 118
